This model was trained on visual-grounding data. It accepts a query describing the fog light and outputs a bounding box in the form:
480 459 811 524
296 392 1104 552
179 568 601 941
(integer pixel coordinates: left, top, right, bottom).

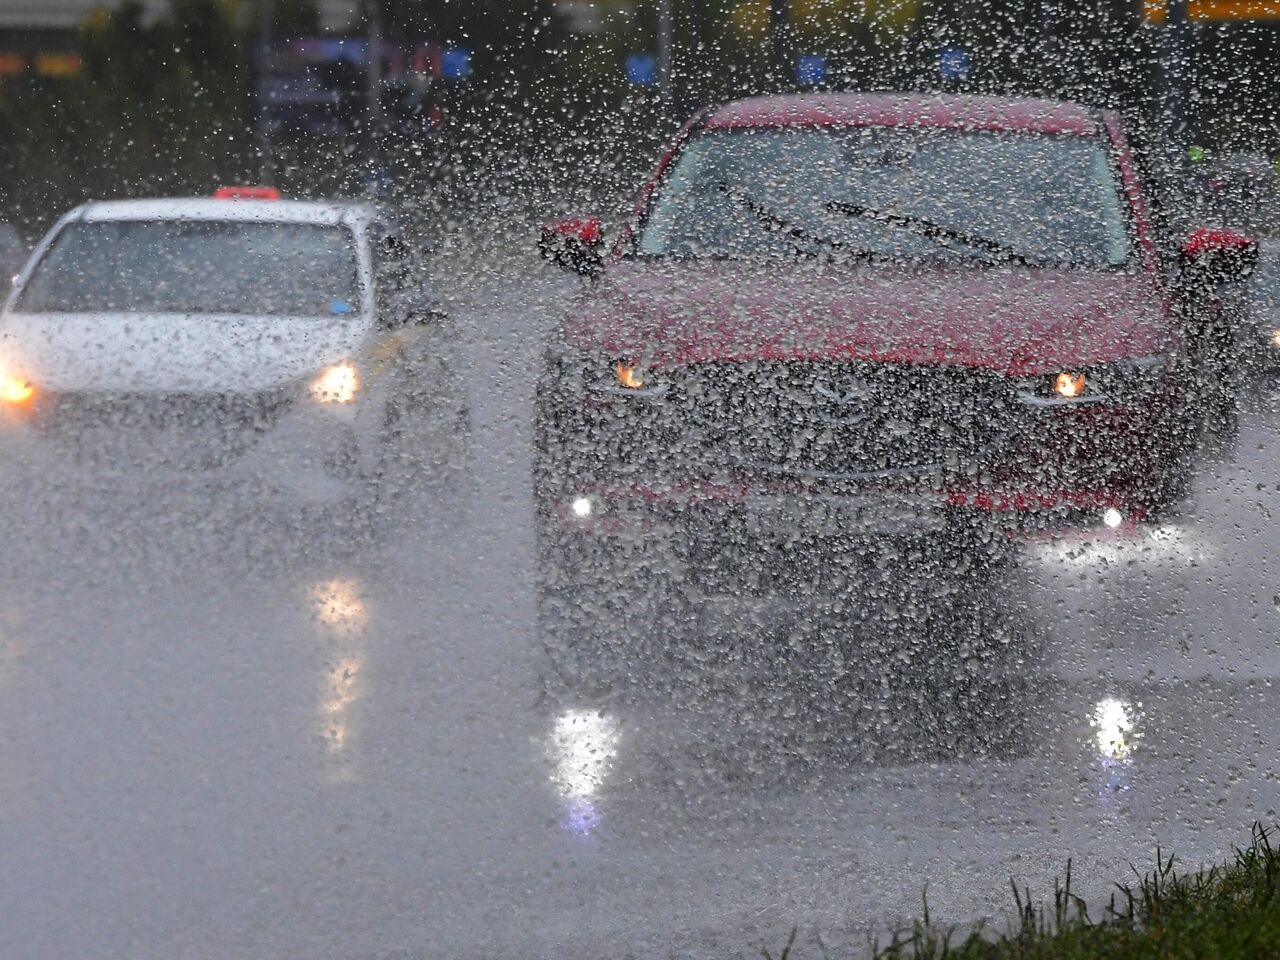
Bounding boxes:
570 496 594 519
1102 507 1123 528
1054 371 1087 399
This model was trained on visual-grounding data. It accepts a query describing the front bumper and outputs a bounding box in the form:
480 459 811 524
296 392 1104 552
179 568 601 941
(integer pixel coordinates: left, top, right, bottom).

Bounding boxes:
535 382 1184 543
542 475 1136 545
0 390 369 504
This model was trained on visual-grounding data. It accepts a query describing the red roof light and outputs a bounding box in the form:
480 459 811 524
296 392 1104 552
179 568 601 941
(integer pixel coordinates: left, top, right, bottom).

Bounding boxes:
214 186 281 200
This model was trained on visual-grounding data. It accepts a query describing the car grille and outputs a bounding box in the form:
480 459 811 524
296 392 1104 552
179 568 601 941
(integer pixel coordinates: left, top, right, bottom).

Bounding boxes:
666 361 1021 484
32 388 296 468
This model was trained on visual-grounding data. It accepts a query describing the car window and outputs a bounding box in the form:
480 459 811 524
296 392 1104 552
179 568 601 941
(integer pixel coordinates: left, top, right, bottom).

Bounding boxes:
16 220 361 316
639 127 1132 268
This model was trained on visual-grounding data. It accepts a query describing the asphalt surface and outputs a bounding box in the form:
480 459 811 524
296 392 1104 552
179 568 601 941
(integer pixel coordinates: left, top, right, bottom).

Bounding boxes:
4 257 1280 959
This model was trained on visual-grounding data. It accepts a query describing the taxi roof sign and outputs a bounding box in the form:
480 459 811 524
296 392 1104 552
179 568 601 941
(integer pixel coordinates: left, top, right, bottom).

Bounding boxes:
214 186 281 200
1144 0 1280 21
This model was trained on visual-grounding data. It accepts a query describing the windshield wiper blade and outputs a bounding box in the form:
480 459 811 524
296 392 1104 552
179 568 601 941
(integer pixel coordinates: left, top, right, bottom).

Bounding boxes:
824 199 1040 267
717 183 878 261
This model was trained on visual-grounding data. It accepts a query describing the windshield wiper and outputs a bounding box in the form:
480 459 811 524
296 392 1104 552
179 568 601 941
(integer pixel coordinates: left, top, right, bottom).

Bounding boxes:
717 183 878 262
824 199 1042 267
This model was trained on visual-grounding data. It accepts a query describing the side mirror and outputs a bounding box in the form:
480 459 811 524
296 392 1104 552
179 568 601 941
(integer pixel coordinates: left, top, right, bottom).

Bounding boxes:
538 216 604 277
1180 227 1258 289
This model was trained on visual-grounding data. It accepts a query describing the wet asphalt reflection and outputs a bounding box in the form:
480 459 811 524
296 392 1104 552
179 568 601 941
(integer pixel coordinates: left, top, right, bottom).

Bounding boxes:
3 267 1280 959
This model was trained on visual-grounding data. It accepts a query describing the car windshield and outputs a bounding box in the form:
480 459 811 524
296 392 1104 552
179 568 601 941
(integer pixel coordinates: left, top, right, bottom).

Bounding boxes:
639 127 1132 268
16 219 361 316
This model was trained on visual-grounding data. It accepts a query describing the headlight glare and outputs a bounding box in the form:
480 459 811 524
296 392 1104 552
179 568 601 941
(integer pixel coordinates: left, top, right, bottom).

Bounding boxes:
0 372 34 404
614 362 645 390
1054 371 1087 399
310 361 359 404
593 358 668 398
1019 357 1166 406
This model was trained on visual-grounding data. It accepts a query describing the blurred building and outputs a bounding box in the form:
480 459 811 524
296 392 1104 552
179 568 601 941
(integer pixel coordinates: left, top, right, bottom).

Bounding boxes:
553 0 635 34
0 0 166 32
0 0 152 79
0 0 360 81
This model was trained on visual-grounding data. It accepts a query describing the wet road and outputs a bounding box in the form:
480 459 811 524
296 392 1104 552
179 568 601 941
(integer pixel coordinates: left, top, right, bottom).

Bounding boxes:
4 258 1280 959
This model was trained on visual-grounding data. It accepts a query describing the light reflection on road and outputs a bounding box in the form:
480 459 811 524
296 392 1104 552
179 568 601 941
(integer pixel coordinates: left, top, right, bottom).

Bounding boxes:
310 578 368 631
1092 696 1141 803
1094 697 1139 762
551 709 620 836
310 578 369 777
322 656 363 753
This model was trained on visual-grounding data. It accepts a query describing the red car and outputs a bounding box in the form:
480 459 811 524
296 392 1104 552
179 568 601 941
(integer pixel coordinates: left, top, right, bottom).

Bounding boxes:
534 93 1252 639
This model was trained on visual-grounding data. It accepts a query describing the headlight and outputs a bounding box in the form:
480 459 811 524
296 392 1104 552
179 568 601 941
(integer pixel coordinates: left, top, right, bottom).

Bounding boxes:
1019 357 1166 406
1054 372 1086 399
0 371 34 405
310 361 359 404
591 359 668 398
614 362 646 390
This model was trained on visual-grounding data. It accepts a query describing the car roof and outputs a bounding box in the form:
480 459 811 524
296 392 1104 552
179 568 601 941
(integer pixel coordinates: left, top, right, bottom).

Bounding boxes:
702 93 1102 136
70 198 378 227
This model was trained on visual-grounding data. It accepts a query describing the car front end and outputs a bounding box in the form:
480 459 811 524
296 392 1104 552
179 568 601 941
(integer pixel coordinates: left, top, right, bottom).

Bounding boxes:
531 93 1214 669
0 199 384 504
0 344 382 503
533 337 1186 673
536 337 1184 538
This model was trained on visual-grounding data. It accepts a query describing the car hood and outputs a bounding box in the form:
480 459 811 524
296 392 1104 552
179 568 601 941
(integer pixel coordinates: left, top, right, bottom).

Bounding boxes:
562 259 1173 375
0 312 369 393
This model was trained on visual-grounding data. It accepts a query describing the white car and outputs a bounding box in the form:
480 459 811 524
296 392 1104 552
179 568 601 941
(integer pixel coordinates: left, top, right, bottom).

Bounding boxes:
0 195 463 503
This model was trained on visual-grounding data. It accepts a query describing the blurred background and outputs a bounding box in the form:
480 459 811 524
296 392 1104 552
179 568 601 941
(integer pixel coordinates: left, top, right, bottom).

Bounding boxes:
2 0 1279 238
3 7 1280 958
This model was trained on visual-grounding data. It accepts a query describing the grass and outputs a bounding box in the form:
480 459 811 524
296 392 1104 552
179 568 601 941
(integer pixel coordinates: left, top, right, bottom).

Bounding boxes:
766 823 1280 959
